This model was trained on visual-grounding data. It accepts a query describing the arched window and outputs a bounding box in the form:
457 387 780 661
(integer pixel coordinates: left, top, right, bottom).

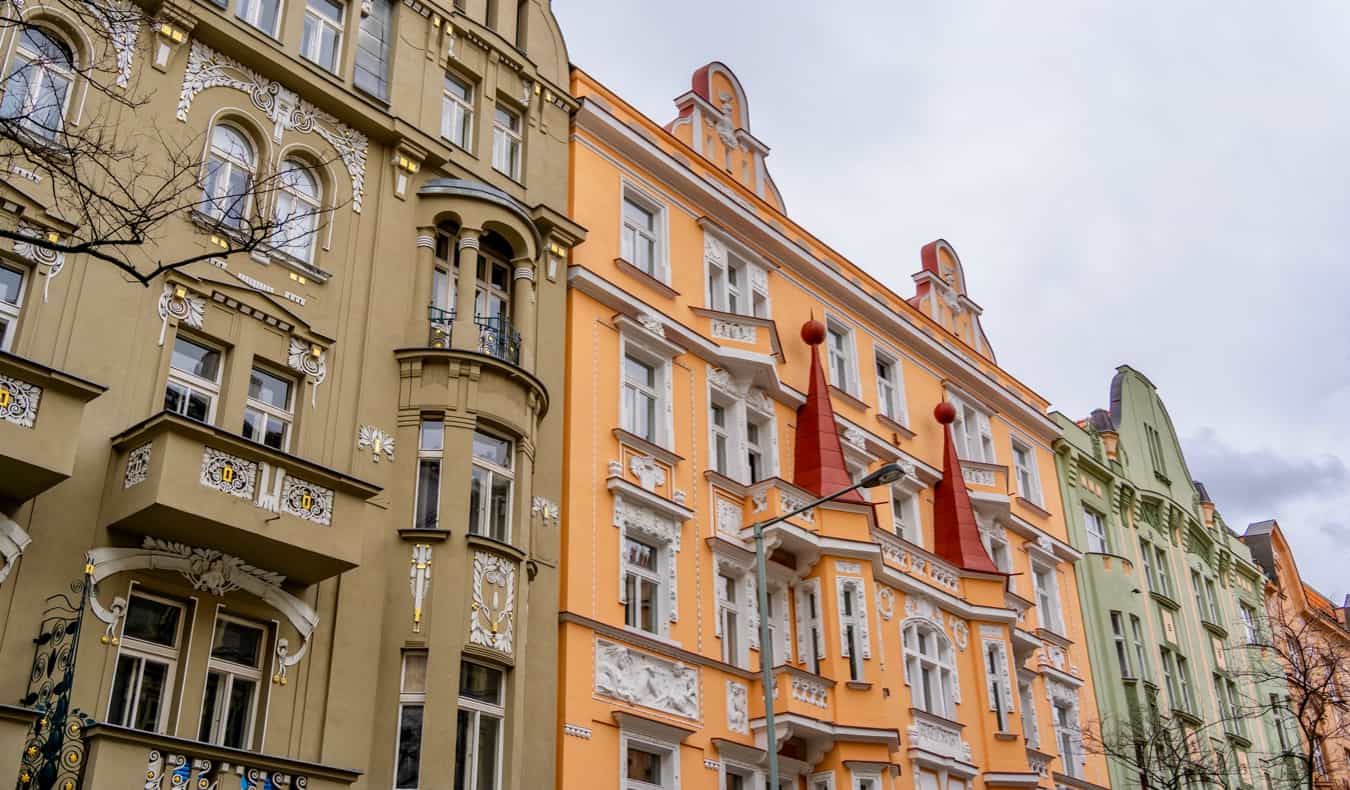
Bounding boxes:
202 124 256 228
903 620 956 718
0 27 75 139
273 158 320 262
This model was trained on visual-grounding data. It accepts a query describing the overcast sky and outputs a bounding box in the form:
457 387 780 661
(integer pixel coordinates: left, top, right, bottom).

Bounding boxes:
555 2 1350 601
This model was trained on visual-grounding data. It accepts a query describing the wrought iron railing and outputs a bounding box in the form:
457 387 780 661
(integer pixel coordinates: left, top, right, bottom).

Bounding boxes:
474 314 520 365
427 305 454 348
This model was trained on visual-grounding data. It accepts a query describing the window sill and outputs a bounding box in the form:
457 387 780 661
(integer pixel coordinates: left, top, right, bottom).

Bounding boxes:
1172 708 1204 727
398 527 451 543
1201 619 1229 639
621 624 681 650
994 731 1019 741
876 413 916 441
828 384 869 413
613 257 678 299
1149 590 1181 611
845 680 872 691
1225 730 1252 749
1015 496 1052 519
613 427 684 466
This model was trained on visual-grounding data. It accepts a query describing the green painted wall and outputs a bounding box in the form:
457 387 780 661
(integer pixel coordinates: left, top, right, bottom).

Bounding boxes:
1051 366 1292 790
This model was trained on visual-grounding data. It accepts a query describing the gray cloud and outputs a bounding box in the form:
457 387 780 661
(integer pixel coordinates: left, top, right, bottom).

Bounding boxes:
1184 428 1348 518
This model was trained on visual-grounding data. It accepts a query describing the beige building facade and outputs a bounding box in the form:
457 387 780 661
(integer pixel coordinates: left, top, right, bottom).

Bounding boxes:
0 0 581 787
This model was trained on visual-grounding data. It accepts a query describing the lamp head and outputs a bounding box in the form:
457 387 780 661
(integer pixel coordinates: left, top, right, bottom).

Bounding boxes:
860 463 904 488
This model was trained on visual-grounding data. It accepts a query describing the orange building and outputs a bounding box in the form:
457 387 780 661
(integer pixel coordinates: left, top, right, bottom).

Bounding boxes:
1242 520 1350 790
557 63 1110 790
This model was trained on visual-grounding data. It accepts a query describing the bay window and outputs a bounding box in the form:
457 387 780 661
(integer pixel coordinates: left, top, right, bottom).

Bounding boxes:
892 487 920 545
395 651 427 789
903 621 955 717
710 401 730 475
1084 507 1108 553
413 420 443 530
950 396 995 463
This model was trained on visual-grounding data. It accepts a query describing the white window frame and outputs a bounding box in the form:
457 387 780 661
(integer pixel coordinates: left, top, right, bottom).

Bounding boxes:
394 650 427 790
199 613 267 750
620 332 673 449
947 392 995 463
1032 562 1063 634
1240 603 1260 644
469 429 514 542
271 159 322 264
441 72 475 149
892 485 921 546
1011 438 1042 505
1160 647 1180 709
709 398 731 476
1018 676 1040 748
795 579 825 675
1109 611 1132 679
165 334 223 424
623 352 661 444
837 576 870 681
236 0 282 37
874 350 907 425
299 0 344 72
983 638 1015 731
455 660 505 790
1054 701 1080 778
850 769 883 790
744 404 772 485
491 102 522 180
1083 507 1108 553
716 571 745 668
2 26 75 140
242 365 295 451
722 760 760 790
0 261 29 352
1129 614 1150 682
107 592 185 735
202 123 256 227
620 729 680 790
622 533 665 637
903 619 956 718
978 522 1012 573
824 317 858 395
809 772 837 790
621 184 666 282
413 420 443 530
763 582 792 666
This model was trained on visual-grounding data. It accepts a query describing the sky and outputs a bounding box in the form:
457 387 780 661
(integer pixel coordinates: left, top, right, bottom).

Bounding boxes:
554 1 1350 600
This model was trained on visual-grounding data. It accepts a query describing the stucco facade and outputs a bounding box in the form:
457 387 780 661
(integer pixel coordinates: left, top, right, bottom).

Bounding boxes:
558 63 1109 790
1052 367 1291 790
0 0 582 787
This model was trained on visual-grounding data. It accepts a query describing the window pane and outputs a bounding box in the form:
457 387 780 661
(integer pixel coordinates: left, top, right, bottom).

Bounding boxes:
199 671 222 741
212 619 263 667
623 198 653 231
472 432 511 467
108 655 140 726
123 596 181 646
0 266 22 305
494 105 517 131
627 748 661 783
454 709 471 790
186 390 212 422
445 74 470 101
170 337 220 381
639 577 656 633
311 0 341 21
402 653 427 695
624 355 654 387
469 466 486 535
133 659 168 732
414 459 440 529
476 714 499 790
489 473 511 540
623 537 657 571
420 421 444 451
396 704 424 788
249 368 292 410
459 661 503 704
222 676 256 748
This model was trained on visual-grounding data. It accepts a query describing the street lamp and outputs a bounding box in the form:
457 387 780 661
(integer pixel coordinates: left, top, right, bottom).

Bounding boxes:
755 462 905 790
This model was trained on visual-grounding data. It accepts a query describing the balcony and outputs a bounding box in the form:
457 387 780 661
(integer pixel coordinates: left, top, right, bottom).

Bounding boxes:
962 461 1009 498
80 724 359 789
0 350 106 506
427 305 455 348
99 413 380 584
421 307 521 366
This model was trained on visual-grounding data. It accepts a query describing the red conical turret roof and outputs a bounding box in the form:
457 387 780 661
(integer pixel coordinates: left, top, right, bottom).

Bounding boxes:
793 320 864 503
931 402 1000 573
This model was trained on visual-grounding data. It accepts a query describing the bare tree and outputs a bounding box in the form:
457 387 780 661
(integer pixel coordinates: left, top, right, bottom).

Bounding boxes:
0 0 337 286
1085 705 1246 790
1231 602 1350 790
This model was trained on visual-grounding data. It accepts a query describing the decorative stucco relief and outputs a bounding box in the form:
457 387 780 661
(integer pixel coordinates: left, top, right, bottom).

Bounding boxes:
594 639 699 720
469 551 515 654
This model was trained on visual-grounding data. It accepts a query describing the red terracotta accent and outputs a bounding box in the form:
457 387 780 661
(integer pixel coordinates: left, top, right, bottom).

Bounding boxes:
931 402 1000 573
793 321 864 503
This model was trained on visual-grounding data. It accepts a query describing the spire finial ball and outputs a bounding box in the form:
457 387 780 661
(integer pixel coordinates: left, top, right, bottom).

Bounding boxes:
801 319 826 346
934 401 957 425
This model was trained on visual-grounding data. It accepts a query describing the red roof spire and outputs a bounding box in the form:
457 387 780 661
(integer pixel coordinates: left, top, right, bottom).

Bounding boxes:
931 402 1000 573
793 320 864 503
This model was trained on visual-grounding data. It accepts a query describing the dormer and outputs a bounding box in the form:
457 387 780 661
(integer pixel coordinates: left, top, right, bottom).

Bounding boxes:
911 239 995 362
666 62 785 211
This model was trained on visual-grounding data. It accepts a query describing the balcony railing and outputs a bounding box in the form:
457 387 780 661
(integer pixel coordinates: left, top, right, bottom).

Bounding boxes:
475 313 520 364
428 305 455 348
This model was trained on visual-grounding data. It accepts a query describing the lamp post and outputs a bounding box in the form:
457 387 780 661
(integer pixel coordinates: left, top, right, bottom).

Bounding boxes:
755 462 905 790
